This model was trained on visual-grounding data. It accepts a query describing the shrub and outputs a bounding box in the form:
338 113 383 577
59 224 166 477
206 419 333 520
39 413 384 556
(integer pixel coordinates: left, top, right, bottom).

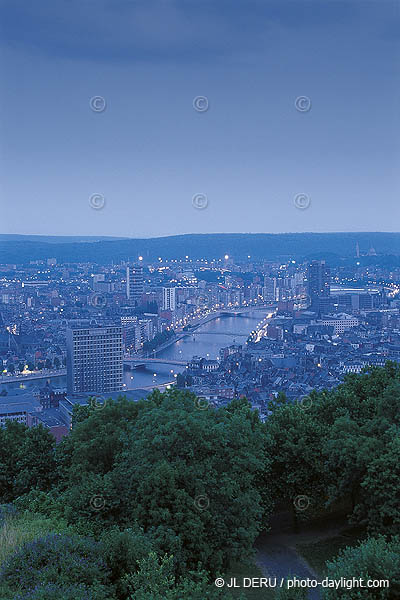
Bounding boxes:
0 533 111 593
323 536 400 599
100 527 154 598
0 511 71 568
13 582 111 600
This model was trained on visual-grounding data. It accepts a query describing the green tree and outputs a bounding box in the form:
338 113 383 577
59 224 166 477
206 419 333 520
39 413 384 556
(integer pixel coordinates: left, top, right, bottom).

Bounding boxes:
14 424 57 496
112 390 266 574
0 421 26 501
354 436 400 536
264 401 327 530
59 390 267 575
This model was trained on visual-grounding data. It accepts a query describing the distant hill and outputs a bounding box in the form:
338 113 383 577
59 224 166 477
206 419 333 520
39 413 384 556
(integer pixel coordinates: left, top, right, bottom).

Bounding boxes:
0 233 399 264
0 235 128 244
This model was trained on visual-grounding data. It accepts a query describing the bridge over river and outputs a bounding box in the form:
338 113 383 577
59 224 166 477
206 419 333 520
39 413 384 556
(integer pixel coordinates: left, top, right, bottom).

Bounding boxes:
189 331 246 336
124 358 187 368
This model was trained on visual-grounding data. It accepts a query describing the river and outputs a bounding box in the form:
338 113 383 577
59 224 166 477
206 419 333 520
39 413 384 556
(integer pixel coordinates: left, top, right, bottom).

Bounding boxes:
2 311 268 394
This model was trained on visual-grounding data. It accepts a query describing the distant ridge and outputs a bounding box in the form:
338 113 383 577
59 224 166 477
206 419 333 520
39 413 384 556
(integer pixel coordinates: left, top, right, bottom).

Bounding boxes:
0 235 129 243
0 232 399 264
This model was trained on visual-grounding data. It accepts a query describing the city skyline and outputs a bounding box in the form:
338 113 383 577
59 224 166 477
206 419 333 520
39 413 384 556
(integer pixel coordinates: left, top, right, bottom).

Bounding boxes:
1 0 399 237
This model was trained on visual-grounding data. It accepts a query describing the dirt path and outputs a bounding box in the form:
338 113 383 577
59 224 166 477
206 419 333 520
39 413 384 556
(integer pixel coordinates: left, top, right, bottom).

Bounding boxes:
254 514 349 600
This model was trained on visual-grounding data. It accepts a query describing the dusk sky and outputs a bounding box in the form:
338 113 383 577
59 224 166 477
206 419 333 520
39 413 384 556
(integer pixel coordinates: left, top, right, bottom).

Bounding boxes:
1 0 399 237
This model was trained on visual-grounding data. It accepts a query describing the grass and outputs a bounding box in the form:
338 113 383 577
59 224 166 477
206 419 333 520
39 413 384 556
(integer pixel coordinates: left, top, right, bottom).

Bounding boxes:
0 510 72 600
295 527 366 576
0 511 71 566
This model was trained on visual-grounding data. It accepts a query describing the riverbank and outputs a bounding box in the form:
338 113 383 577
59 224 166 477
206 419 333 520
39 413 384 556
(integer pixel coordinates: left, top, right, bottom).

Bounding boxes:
0 369 66 385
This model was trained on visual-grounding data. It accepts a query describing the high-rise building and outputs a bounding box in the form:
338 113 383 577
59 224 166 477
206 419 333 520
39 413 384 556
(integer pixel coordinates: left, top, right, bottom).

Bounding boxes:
162 287 176 311
263 277 277 301
66 325 123 394
126 265 144 306
307 260 331 309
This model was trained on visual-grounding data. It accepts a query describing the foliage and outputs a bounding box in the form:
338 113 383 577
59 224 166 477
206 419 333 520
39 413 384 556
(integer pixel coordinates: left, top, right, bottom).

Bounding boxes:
124 552 232 600
354 435 400 536
0 510 70 567
0 533 111 597
263 363 400 535
100 526 154 598
13 583 109 600
1 365 400 598
142 328 175 352
264 398 327 527
0 422 57 503
323 536 400 599
57 390 267 574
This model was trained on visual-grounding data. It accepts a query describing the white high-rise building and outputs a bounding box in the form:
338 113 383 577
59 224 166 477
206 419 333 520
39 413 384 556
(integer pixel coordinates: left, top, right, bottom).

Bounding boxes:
162 287 176 311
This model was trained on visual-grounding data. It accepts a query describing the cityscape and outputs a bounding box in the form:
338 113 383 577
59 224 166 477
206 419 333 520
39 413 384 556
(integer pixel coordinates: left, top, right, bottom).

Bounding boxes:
1 240 400 439
1 0 400 598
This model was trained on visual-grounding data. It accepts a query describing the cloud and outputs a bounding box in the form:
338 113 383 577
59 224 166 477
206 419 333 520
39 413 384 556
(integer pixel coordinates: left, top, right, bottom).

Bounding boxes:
0 0 363 64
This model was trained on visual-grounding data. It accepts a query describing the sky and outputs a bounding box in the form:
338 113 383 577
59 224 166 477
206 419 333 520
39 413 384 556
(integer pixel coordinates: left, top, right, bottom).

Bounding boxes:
0 0 399 237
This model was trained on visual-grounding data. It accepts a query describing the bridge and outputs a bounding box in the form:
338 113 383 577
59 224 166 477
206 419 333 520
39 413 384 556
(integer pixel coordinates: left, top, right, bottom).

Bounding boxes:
124 358 187 367
219 306 273 316
189 331 246 336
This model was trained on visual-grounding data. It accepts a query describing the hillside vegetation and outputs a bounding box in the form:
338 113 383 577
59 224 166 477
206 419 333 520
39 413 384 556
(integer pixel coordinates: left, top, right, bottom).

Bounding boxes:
0 364 399 598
